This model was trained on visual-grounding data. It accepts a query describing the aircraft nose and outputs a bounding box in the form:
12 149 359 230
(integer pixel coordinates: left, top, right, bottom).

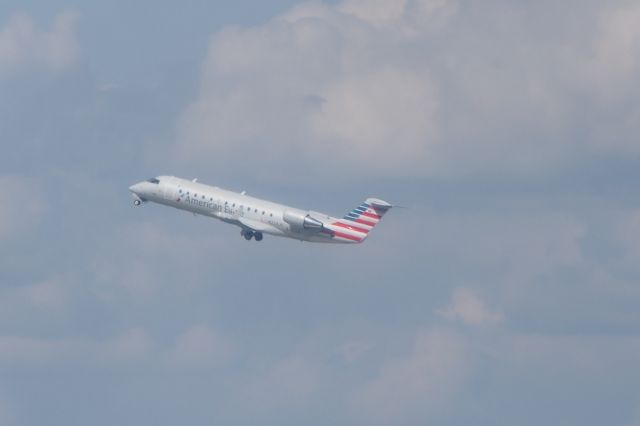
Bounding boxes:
129 182 143 193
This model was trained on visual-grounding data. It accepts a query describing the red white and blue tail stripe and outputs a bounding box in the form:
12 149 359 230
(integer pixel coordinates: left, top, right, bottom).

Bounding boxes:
327 198 392 243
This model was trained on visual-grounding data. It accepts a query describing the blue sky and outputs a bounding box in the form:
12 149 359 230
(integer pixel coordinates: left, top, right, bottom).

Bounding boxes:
1 0 640 425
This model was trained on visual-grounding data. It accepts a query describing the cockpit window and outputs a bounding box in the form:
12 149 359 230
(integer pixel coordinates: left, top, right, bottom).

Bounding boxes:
146 178 160 184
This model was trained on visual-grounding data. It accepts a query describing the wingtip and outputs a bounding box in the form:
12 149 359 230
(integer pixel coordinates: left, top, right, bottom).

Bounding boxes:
366 198 393 209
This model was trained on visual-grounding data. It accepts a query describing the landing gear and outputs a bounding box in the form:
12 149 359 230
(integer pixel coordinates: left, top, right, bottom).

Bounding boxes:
133 199 141 206
241 230 263 241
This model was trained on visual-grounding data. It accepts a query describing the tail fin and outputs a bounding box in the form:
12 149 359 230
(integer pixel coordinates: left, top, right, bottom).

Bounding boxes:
329 198 392 242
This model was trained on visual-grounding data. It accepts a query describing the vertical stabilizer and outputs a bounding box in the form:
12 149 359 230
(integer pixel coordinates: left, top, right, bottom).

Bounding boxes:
328 198 392 243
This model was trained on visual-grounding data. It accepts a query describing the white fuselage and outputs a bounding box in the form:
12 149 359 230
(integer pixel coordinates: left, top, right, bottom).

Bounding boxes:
129 176 377 244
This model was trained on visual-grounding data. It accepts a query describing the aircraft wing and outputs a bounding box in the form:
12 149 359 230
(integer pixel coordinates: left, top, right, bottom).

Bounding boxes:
238 217 280 233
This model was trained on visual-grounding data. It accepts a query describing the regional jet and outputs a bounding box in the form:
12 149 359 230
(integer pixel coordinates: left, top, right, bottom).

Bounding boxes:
129 176 392 243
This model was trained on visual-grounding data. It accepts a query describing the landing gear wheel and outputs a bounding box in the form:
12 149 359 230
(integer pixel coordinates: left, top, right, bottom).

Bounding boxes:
242 230 254 240
254 232 263 241
133 199 141 206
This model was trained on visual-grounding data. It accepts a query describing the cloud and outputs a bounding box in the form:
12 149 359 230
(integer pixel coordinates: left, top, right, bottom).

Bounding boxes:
438 288 503 327
103 327 152 361
175 0 450 179
414 210 585 280
337 0 458 33
349 328 469 424
0 278 69 320
0 325 236 370
23 279 68 308
0 175 44 240
89 221 242 302
615 209 640 264
505 333 640 374
169 325 233 367
0 389 13 426
334 338 371 364
176 0 639 180
629 401 640 426
588 2 640 98
0 328 151 366
234 327 370 413
242 353 320 410
0 11 78 76
309 67 436 172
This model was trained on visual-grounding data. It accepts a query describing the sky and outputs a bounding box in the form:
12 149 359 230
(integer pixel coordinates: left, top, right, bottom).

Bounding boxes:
1 0 640 424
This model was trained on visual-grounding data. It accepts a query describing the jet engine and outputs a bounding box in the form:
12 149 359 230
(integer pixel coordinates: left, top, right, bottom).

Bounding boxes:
283 209 324 231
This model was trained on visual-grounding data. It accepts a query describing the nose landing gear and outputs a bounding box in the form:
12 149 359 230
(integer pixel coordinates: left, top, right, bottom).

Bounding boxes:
132 194 144 206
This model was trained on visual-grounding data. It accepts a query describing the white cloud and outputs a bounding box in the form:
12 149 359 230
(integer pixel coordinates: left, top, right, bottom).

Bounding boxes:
349 328 469 423
176 0 450 179
589 2 640 98
505 333 640 373
335 338 371 364
176 0 640 180
24 279 68 308
92 253 164 302
0 11 78 76
102 327 152 362
0 175 44 240
0 278 69 314
399 210 585 281
169 325 233 367
628 401 640 426
338 0 407 29
249 355 318 406
309 67 437 172
338 0 458 34
89 221 243 302
0 328 152 365
0 389 13 426
235 329 365 411
0 326 238 370
599 209 640 270
438 288 503 327
616 209 640 264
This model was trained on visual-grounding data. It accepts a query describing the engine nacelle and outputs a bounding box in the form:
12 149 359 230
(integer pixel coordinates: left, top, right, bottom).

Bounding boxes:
283 209 324 231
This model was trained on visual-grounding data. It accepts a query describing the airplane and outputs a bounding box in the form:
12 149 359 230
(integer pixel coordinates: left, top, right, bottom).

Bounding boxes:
129 176 392 243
